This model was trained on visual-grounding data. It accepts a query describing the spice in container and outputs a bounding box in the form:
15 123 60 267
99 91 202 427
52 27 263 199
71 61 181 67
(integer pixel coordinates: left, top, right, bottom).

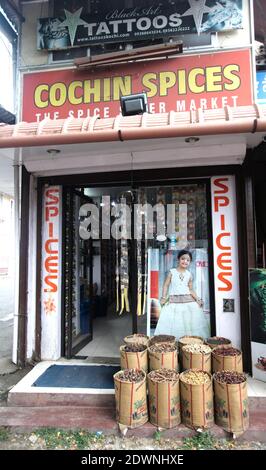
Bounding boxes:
149 343 176 353
180 370 210 384
124 344 146 352
117 369 145 383
149 335 176 346
213 370 246 384
183 344 211 354
212 346 243 373
206 336 231 349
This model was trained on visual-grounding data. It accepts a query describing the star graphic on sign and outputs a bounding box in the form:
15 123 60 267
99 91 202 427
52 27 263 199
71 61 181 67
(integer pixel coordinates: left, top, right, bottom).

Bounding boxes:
60 8 89 46
182 0 212 34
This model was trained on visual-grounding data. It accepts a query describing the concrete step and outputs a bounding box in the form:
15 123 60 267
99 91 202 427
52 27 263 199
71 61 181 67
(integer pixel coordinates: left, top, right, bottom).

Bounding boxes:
0 401 266 442
8 390 115 407
0 405 117 430
7 360 116 407
5 361 266 442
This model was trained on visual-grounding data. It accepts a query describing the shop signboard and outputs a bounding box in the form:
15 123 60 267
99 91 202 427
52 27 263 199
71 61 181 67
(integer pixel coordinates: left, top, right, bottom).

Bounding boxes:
37 1 243 50
256 70 266 105
211 176 241 348
249 268 266 382
22 49 252 122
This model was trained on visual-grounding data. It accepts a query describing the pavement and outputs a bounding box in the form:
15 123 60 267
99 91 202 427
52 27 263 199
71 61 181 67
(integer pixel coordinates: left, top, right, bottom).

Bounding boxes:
0 358 18 375
0 276 14 360
0 359 265 444
0 275 266 445
0 397 265 444
0 275 23 402
0 363 31 403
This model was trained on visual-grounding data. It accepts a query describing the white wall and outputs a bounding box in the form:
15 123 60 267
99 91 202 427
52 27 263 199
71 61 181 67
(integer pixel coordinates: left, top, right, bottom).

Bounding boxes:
0 193 14 277
21 1 49 67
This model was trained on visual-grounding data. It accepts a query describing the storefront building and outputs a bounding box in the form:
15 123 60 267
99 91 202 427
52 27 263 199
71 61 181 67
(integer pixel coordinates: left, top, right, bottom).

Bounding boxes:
1 0 265 377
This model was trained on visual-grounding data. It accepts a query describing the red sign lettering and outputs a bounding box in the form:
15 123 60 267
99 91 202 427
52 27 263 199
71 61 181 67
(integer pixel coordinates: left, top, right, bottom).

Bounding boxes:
44 189 59 293
213 178 232 292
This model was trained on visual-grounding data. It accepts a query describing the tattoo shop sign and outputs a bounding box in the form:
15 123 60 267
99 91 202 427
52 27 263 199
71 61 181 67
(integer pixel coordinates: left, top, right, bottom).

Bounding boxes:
37 0 243 50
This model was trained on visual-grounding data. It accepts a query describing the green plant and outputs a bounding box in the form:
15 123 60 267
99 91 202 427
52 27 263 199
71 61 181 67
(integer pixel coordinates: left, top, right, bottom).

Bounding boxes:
34 428 104 449
182 431 216 450
0 427 10 441
153 430 162 441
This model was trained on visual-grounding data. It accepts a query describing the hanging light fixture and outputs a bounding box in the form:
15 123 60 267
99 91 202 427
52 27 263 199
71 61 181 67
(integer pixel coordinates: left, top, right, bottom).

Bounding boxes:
120 92 148 117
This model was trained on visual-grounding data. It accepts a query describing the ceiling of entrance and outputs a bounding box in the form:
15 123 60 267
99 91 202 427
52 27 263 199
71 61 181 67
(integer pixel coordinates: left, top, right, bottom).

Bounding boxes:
0 129 265 183
15 133 249 177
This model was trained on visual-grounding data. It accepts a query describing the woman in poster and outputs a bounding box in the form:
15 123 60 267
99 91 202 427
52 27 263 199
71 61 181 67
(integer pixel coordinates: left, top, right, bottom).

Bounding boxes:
154 250 209 339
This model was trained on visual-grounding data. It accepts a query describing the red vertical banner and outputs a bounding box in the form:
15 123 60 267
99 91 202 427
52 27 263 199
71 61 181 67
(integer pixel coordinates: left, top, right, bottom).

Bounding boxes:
148 248 161 334
150 249 159 299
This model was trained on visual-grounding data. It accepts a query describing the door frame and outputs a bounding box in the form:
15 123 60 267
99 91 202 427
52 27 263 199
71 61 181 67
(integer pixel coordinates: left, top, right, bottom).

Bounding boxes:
36 164 250 369
60 175 216 346
61 186 93 358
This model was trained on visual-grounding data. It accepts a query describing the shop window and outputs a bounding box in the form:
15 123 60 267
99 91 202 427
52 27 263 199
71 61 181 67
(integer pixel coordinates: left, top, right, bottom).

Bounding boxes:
50 47 89 62
62 181 212 357
138 184 211 337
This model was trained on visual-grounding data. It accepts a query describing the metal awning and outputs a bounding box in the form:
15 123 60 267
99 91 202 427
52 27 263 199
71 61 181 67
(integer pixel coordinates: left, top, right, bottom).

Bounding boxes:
0 105 265 178
0 105 266 149
74 41 183 69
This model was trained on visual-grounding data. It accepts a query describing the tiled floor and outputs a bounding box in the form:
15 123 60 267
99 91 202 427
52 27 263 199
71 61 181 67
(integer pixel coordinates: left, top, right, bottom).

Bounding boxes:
8 360 266 401
8 361 117 400
74 306 266 396
77 305 132 358
247 376 266 397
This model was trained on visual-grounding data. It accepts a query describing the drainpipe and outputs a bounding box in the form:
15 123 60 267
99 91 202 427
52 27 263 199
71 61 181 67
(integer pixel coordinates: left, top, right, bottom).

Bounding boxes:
10 0 25 365
12 159 20 364
16 165 30 367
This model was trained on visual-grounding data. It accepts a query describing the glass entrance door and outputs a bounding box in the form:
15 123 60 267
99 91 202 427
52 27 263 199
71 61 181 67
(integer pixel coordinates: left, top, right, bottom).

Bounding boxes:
62 180 213 358
135 182 212 339
62 185 133 358
62 188 94 358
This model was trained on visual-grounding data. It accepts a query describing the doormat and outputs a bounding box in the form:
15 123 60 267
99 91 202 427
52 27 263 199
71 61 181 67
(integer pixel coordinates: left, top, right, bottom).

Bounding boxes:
32 364 120 389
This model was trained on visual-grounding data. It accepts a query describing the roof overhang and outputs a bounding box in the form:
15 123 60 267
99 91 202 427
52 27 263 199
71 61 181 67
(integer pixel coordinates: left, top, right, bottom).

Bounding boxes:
74 41 183 69
0 105 15 125
254 0 266 42
0 105 265 177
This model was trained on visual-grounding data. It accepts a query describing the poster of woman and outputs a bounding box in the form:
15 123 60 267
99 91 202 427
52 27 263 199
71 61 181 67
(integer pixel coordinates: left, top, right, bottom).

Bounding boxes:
147 247 210 340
